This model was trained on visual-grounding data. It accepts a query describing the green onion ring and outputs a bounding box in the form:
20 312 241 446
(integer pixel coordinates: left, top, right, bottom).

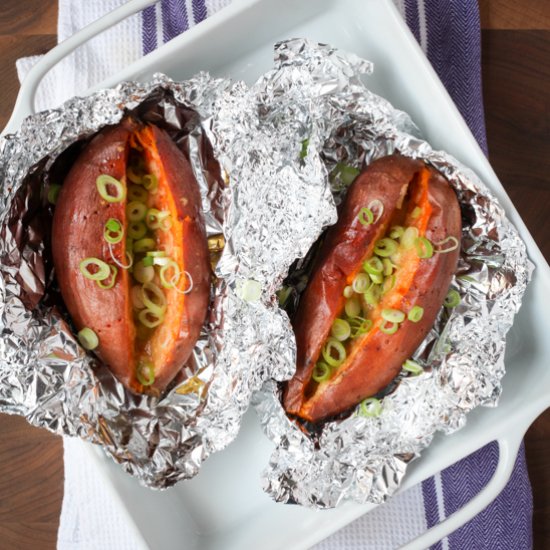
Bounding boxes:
159 260 181 289
359 397 382 417
334 163 361 186
134 260 155 284
103 218 124 244
411 206 422 219
96 175 125 203
434 236 460 254
408 305 424 322
141 282 167 315
127 201 147 222
382 258 394 277
108 243 133 270
382 274 396 294
380 321 399 335
363 256 383 275
349 317 372 338
128 222 147 240
128 185 148 202
312 362 331 383
364 284 381 306
321 337 347 368
133 238 156 253
367 199 384 223
389 225 404 239
138 308 164 328
381 308 405 323
352 273 370 294
79 258 110 281
331 318 351 341
373 238 398 257
136 360 155 386
96 265 118 289
77 327 99 350
403 359 423 375
414 236 434 259
142 255 154 267
127 166 144 184
47 184 61 205
368 272 384 285
358 207 374 226
344 297 361 318
142 174 158 193
444 289 461 308
343 285 354 299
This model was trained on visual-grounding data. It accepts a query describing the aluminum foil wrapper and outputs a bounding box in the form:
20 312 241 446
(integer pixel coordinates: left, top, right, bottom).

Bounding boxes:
253 40 533 507
0 71 332 488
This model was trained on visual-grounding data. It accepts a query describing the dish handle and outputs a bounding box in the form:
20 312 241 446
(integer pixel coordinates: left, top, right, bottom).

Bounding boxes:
3 0 159 136
399 427 526 550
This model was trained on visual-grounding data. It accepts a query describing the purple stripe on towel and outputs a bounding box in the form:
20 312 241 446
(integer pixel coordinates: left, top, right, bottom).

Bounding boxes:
162 0 189 43
443 442 533 550
423 0 488 154
404 0 421 44
192 0 208 24
421 476 444 550
141 5 158 55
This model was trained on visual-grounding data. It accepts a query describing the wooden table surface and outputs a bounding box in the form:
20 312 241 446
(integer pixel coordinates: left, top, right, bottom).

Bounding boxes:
0 1 549 549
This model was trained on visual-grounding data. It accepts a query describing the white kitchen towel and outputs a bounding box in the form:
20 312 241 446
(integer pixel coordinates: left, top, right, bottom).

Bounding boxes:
15 1 532 549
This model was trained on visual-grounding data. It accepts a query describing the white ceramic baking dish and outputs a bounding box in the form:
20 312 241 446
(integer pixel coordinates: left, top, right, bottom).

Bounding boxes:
5 0 550 548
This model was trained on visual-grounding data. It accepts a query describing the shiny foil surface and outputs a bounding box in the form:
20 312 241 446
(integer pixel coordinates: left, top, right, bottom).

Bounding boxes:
0 71 332 488
253 40 533 507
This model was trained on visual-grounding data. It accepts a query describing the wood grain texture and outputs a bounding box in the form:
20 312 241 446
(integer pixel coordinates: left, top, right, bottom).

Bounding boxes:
480 0 550 30
0 2 549 550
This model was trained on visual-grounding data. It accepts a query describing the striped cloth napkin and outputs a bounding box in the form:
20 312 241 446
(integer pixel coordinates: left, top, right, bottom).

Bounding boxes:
16 1 533 548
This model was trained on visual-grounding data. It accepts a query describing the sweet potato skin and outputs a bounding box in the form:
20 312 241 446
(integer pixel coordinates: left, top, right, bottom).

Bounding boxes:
52 119 210 393
283 155 461 422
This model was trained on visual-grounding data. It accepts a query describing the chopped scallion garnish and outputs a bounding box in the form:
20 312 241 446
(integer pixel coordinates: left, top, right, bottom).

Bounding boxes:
136 360 155 386
444 289 461 308
359 397 382 417
321 337 346 368
79 258 110 281
312 362 331 382
331 318 351 341
77 327 99 350
414 236 434 259
358 207 374 226
403 359 423 375
373 238 398 257
408 305 424 322
96 174 125 203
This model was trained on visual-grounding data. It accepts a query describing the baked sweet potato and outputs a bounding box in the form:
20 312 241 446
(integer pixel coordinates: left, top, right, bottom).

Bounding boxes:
283 154 461 422
52 117 210 395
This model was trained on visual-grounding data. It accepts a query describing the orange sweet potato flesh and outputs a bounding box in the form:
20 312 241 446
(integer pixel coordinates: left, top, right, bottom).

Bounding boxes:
283 154 461 422
52 118 210 394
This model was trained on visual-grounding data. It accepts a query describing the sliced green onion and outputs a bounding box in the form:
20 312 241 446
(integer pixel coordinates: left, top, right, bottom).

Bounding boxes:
364 284 381 306
345 297 361 318
381 308 405 323
331 318 351 341
358 207 374 226
382 274 396 294
136 360 155 386
146 208 171 231
411 206 422 219
103 218 124 244
382 258 394 277
134 260 155 283
128 185 148 202
389 225 404 239
368 272 384 285
133 238 156 253
352 273 370 294
321 337 347 368
299 138 309 159
159 260 181 289
434 236 460 254
127 166 144 184
77 327 99 350
108 243 133 270
363 256 383 275
349 316 372 338
444 289 461 308
79 258 110 281
380 321 399 335
312 362 331 382
47 183 61 205
147 250 167 257
96 265 118 289
334 163 360 186
138 308 164 328
403 359 423 375
127 201 147 222
128 222 147 240
401 226 419 249
141 282 167 315
414 236 434 259
374 238 398 257
408 305 424 322
343 285 354 299
142 174 158 193
96 175 125 203
359 397 382 417
142 256 154 267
